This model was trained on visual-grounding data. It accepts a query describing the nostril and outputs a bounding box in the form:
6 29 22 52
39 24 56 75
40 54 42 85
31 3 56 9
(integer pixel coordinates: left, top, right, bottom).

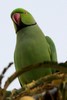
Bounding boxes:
12 13 21 25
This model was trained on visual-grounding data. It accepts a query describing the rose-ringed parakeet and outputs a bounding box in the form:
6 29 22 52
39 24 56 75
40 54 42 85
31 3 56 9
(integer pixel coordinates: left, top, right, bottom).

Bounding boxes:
11 8 57 87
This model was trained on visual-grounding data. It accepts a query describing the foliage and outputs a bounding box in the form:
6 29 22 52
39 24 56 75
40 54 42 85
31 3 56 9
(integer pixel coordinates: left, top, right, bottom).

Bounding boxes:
0 61 67 100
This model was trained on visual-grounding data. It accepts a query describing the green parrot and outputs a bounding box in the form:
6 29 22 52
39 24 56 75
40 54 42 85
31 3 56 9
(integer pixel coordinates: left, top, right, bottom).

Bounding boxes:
11 8 57 87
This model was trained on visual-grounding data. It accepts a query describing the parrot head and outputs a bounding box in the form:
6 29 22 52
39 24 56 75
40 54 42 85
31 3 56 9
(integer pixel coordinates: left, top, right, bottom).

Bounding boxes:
11 8 36 33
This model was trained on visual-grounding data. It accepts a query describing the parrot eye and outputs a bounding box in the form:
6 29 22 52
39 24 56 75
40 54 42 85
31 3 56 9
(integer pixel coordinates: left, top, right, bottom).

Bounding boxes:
24 12 27 14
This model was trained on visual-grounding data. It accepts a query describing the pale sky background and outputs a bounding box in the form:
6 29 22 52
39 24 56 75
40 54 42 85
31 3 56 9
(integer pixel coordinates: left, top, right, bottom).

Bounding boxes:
0 0 67 90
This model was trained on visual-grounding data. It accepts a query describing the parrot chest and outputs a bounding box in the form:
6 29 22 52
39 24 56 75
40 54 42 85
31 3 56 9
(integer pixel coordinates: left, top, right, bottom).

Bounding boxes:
14 25 52 84
14 32 51 69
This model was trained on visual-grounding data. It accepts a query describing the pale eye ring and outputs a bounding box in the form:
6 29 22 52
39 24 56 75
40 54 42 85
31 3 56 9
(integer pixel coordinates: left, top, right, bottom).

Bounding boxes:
24 12 27 14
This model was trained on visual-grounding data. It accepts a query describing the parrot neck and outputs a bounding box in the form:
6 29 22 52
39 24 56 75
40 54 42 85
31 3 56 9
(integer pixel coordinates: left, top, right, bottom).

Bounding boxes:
16 24 44 41
16 22 37 33
17 23 40 35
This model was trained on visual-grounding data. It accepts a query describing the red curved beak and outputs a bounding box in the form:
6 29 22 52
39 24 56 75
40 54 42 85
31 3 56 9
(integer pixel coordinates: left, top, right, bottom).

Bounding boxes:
12 13 21 25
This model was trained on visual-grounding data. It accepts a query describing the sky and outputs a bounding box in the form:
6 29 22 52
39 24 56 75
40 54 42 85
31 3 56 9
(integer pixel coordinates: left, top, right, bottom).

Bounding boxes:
0 0 67 90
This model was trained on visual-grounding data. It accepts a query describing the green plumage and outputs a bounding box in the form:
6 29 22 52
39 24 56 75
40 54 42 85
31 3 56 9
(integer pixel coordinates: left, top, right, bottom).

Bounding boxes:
11 8 57 87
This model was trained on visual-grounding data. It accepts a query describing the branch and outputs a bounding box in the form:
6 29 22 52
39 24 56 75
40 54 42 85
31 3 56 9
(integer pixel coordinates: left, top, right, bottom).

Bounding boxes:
2 61 67 100
4 61 67 90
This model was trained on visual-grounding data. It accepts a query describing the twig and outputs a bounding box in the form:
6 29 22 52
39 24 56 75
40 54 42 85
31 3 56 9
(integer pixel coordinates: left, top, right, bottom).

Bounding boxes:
0 62 13 88
2 61 67 100
26 72 65 89
4 61 67 90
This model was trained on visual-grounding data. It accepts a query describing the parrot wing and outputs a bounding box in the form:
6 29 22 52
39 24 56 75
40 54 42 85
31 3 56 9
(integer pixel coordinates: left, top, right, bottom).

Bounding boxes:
46 36 57 62
46 36 57 73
